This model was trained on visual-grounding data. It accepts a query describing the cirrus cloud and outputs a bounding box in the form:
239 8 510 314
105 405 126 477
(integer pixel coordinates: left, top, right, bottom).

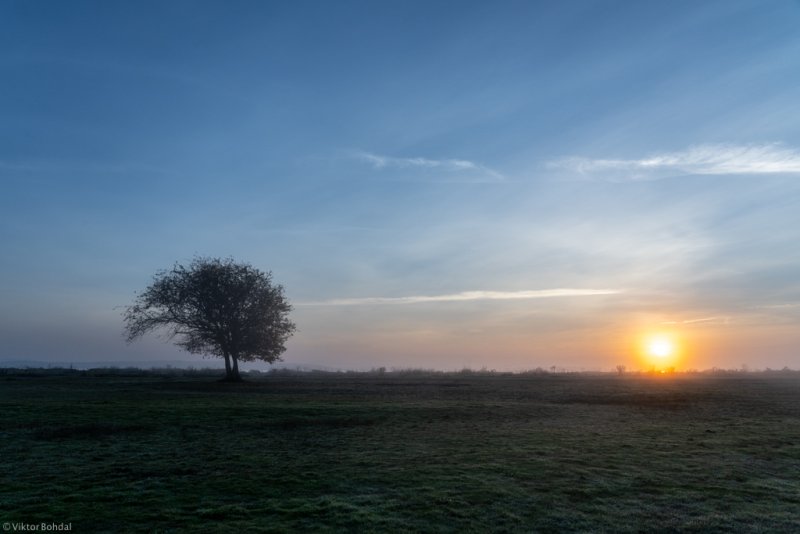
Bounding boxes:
353 150 504 181
300 288 621 306
549 143 800 181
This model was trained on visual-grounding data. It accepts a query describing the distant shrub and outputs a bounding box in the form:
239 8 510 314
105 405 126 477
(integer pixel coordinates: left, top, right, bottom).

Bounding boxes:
518 367 550 376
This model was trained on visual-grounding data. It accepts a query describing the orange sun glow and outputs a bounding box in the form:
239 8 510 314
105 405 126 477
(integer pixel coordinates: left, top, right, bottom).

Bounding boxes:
639 333 681 370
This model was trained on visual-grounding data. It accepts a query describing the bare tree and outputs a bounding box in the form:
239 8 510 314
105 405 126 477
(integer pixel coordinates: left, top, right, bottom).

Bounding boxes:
616 364 626 376
124 257 296 381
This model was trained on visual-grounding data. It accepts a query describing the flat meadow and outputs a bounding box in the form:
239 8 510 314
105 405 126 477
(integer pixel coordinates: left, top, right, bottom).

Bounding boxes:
1 369 799 532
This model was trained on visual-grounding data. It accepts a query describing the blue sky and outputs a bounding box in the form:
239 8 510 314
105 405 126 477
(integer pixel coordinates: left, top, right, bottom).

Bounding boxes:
2 0 800 370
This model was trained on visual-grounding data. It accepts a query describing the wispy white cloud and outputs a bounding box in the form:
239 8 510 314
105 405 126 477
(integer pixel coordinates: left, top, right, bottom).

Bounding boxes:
661 316 730 325
549 143 800 181
300 288 621 306
353 151 504 181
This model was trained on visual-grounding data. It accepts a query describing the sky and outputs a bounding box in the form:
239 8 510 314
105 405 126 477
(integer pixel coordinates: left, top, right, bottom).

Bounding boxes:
2 0 800 371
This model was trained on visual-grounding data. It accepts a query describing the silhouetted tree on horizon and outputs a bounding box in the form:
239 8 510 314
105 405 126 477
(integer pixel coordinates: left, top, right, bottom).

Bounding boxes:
123 257 296 381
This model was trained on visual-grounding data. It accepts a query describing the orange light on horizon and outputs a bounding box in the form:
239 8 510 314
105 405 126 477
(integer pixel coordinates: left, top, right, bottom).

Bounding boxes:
638 332 683 370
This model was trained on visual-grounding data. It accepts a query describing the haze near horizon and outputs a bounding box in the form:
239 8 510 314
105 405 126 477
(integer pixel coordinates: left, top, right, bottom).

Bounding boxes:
2 0 799 371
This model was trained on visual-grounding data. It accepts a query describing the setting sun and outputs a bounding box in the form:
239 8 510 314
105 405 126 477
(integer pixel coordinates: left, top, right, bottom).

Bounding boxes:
639 333 681 370
648 338 674 359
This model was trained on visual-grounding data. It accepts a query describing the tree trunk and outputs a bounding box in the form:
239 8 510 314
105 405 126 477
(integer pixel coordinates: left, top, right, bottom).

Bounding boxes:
228 353 243 382
223 352 232 377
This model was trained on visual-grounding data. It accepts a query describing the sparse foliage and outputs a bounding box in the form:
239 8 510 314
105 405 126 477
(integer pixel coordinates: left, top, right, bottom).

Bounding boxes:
124 257 296 381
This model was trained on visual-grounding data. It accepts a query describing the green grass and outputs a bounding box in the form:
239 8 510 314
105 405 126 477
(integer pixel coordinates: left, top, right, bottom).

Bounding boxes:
2 372 799 532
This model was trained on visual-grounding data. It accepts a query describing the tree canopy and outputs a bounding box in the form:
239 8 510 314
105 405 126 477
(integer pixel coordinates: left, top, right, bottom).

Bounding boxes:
124 257 296 381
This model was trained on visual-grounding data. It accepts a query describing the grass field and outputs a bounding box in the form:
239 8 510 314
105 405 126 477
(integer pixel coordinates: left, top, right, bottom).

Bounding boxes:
2 370 799 532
